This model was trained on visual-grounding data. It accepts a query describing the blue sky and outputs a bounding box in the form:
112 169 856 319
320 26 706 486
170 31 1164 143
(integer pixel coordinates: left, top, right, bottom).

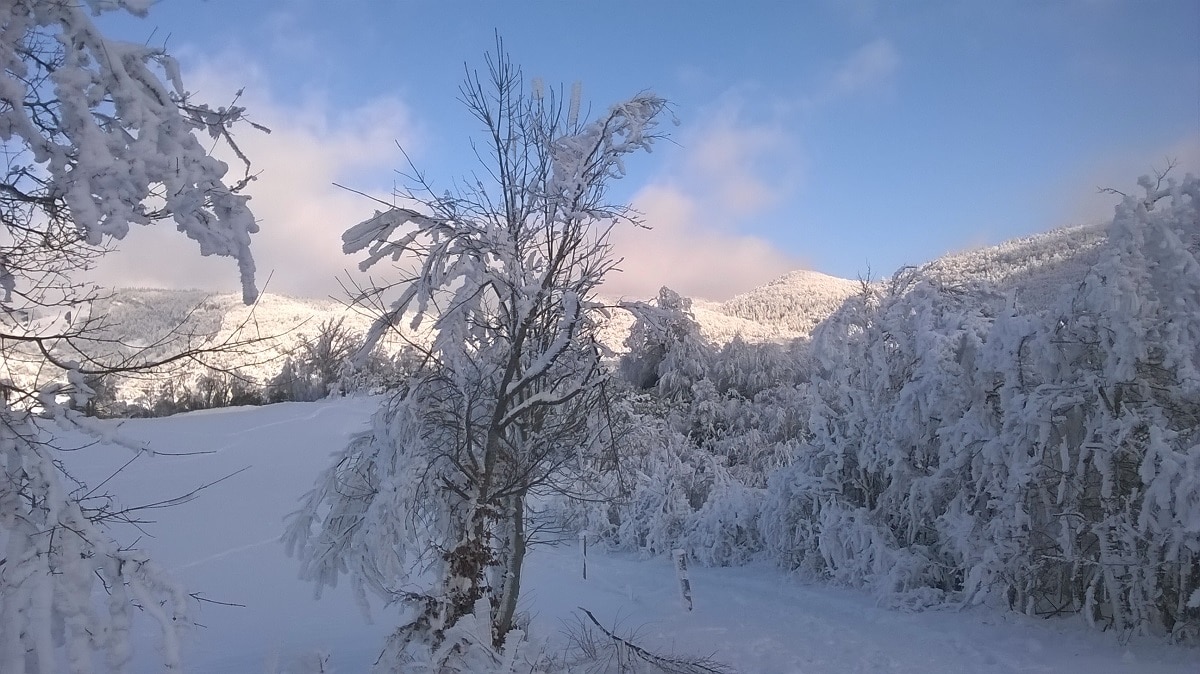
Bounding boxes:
96 0 1200 300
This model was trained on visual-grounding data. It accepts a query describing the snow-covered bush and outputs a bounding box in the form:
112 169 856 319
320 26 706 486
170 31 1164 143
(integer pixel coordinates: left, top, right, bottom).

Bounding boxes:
593 292 814 566
760 271 994 601
762 174 1200 637
266 318 356 402
620 287 713 399
560 403 765 568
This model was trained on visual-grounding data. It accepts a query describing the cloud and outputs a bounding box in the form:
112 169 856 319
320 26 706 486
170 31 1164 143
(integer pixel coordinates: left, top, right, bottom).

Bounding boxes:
605 105 804 301
87 57 816 305
606 40 903 302
688 110 792 213
829 39 900 99
606 184 800 301
798 38 900 111
88 59 415 299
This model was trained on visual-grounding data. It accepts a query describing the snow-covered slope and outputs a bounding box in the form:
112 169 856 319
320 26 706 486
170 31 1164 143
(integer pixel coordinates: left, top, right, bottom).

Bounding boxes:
1 289 389 401
718 269 862 337
2 222 1115 400
93 288 379 365
59 398 1198 673
921 224 1107 310
5 281 837 398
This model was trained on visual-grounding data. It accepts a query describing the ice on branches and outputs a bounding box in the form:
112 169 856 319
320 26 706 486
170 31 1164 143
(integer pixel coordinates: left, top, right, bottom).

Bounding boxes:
0 0 261 303
1 1 264 671
291 44 668 669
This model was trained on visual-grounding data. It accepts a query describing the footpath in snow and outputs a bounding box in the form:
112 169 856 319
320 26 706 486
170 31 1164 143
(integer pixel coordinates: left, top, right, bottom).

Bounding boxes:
61 398 1197 673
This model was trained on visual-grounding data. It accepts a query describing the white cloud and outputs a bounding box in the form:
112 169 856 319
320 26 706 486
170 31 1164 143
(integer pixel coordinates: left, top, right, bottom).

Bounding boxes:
829 39 900 99
607 184 800 301
88 60 415 299
606 40 903 302
605 106 805 302
88 58 817 305
797 38 901 111
689 110 792 213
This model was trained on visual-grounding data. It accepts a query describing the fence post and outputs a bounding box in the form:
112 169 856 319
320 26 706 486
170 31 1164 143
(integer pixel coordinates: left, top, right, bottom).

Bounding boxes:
580 532 588 580
672 549 693 611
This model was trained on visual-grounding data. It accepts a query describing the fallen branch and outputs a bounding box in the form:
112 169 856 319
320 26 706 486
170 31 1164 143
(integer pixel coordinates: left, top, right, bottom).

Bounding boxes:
574 607 736 674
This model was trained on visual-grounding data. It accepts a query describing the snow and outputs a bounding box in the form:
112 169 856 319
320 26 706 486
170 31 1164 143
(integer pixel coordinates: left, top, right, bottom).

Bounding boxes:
56 398 1197 673
718 269 862 338
0 289 411 404
2 276 847 403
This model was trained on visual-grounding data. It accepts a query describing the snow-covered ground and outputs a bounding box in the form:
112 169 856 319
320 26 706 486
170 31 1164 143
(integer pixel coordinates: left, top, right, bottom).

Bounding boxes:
61 398 1197 673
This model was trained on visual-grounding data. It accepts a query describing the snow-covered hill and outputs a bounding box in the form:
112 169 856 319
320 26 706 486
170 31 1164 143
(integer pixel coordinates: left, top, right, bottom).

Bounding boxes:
2 222 1115 403
717 269 862 338
921 223 1108 310
3 282 828 401
91 268 861 365
2 289 393 404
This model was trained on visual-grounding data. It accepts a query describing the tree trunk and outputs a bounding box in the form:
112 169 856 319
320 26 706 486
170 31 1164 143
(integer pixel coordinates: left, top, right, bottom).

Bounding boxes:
493 492 526 647
436 503 493 644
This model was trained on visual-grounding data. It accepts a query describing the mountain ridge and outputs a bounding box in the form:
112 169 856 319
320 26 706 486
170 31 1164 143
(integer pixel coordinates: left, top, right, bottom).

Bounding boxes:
2 221 1107 402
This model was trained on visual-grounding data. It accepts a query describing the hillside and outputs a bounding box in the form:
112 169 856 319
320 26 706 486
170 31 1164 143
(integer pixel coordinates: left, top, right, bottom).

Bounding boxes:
0 290 386 406
1 222 1117 405
920 223 1108 310
718 269 862 336
4 282 825 400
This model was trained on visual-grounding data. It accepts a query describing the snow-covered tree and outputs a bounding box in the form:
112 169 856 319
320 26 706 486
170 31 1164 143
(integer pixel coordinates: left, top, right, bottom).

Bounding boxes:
1 1 262 670
285 44 668 669
620 287 712 399
267 318 362 402
760 172 1200 638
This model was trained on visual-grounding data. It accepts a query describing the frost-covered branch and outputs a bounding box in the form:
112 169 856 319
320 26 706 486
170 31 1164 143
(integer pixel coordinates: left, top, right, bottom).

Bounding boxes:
1 2 268 671
567 607 737 674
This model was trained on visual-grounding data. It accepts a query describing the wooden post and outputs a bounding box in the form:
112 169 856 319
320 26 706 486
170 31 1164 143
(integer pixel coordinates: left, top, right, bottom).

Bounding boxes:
672 549 693 611
580 532 588 580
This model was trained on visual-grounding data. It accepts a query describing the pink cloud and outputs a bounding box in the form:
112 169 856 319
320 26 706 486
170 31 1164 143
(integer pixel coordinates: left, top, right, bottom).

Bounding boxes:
606 184 800 301
602 102 810 301
88 61 415 299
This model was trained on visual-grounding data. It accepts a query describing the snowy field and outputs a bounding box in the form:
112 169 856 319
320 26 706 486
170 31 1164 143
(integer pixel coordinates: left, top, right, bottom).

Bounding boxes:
62 398 1197 673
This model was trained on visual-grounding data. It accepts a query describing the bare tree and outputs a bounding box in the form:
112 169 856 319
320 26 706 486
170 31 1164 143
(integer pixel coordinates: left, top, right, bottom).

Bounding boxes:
0 2 265 671
267 317 361 401
286 42 668 669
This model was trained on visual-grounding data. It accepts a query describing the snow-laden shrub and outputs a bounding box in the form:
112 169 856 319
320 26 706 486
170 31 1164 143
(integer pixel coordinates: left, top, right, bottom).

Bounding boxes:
550 389 768 568
620 287 712 400
586 293 812 567
760 270 991 604
591 433 766 568
683 474 763 567
762 174 1200 638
